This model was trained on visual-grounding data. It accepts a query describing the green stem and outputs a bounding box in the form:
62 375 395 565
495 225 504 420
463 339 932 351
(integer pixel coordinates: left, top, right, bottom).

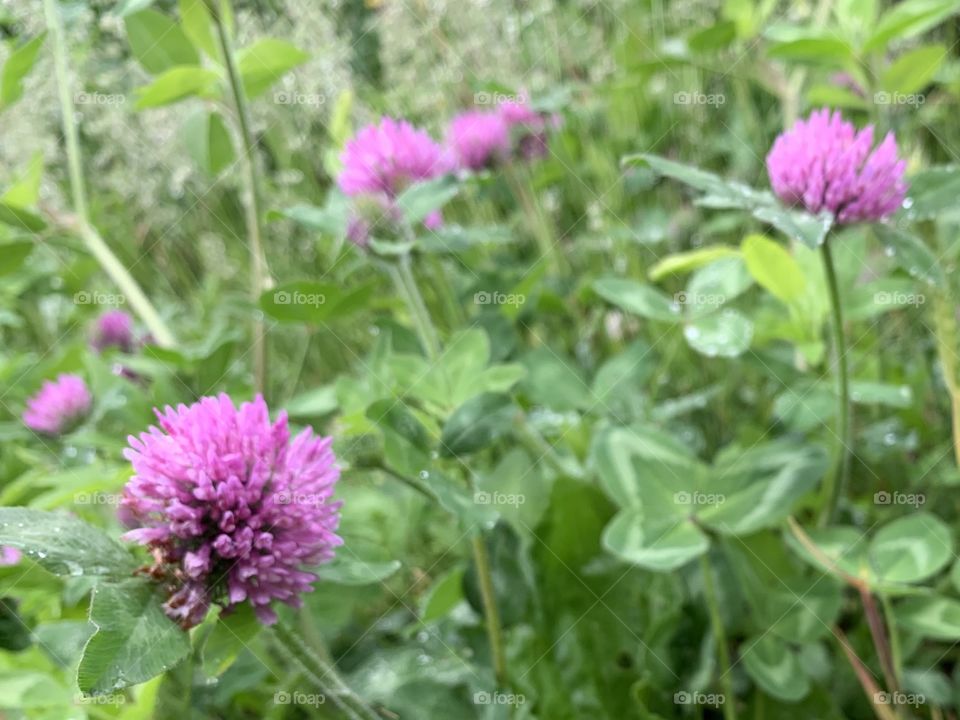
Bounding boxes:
818 241 852 527
388 255 441 361
859 586 901 706
700 554 737 720
513 412 584 479
387 249 509 692
471 535 508 688
272 619 380 720
208 0 269 394
43 0 175 348
880 593 903 694
933 293 960 467
428 255 465 327
832 626 899 720
505 163 563 275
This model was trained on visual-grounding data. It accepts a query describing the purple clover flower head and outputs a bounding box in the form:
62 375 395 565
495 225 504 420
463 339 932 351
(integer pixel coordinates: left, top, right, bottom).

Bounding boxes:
91 309 135 353
0 547 21 566
120 394 342 628
22 374 92 436
338 118 450 198
338 118 451 243
766 108 907 224
447 110 511 171
496 99 557 161
497 99 546 131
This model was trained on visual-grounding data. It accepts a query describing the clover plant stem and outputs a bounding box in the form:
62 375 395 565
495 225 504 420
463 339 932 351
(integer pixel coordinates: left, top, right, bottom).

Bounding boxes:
389 254 441 361
505 163 563 275
933 293 960 466
819 241 852 527
390 239 508 693
859 587 901 714
43 0 176 348
700 554 737 720
832 626 899 720
272 619 380 720
209 0 269 394
514 413 584 479
471 534 508 688
880 593 903 694
429 255 465 326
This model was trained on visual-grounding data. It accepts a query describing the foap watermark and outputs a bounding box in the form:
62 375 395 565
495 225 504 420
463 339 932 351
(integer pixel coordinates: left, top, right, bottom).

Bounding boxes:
474 291 525 307
674 491 725 508
474 491 525 508
874 291 925 307
273 290 326 307
473 691 526 706
274 491 326 506
874 490 925 508
75 693 126 705
74 91 126 106
673 91 725 107
874 91 925 107
75 491 121 506
474 91 527 107
273 691 326 707
875 692 925 708
674 291 725 308
674 691 725 707
274 91 325 106
74 290 126 306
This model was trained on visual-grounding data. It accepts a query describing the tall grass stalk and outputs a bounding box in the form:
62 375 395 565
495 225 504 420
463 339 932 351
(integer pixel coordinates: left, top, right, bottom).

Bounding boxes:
207 0 270 394
43 0 176 348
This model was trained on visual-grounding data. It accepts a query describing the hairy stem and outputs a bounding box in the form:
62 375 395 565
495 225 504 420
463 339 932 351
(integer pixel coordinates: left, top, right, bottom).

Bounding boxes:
831 626 898 720
387 255 441 361
880 593 903 697
505 163 563 275
272 618 381 720
43 0 175 348
428 255 465 327
859 586 901 704
513 412 584 479
208 0 269 394
385 253 506 688
700 554 737 720
818 241 852 526
471 535 508 688
933 293 960 466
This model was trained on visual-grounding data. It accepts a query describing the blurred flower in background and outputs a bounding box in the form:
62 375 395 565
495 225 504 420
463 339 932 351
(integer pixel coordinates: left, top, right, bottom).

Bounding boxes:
90 309 136 353
447 110 511 170
22 374 92 436
498 98 558 160
338 117 450 197
338 117 451 243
